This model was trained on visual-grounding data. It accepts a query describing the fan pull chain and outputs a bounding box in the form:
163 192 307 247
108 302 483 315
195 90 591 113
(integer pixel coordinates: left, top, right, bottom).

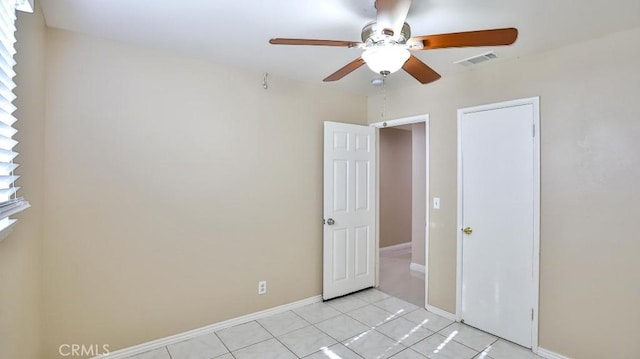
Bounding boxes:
381 77 387 121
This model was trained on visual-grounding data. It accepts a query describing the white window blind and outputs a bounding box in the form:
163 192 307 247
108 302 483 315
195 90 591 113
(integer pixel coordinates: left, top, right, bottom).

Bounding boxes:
0 0 30 232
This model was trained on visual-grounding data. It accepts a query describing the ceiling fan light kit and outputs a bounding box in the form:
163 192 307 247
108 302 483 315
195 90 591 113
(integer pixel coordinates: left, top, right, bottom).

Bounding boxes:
362 46 411 75
269 0 518 85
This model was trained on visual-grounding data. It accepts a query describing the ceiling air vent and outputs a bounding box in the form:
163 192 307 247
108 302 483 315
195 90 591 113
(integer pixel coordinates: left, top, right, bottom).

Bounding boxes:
455 51 498 66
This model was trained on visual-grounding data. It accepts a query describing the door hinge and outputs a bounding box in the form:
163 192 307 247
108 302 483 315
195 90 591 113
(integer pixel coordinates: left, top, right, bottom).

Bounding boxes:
532 124 536 137
531 309 534 321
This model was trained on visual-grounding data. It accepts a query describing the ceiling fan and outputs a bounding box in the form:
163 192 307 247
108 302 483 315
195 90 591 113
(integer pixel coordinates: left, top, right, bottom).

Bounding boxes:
269 0 518 85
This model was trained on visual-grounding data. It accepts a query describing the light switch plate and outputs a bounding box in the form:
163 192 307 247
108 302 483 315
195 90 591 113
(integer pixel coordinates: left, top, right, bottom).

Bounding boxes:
433 197 440 209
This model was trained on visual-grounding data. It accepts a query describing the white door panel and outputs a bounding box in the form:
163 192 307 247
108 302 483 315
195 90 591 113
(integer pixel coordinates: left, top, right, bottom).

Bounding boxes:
323 122 376 300
460 103 536 347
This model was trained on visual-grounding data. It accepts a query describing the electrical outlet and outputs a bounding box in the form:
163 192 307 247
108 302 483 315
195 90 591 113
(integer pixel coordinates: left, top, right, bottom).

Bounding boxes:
258 280 267 295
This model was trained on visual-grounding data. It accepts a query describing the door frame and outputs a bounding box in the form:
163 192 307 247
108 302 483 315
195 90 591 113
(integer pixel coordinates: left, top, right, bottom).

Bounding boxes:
455 97 541 351
370 114 430 309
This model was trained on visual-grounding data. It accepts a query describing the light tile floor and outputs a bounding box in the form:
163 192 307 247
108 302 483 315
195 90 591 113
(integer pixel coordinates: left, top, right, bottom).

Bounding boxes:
379 245 425 307
126 289 543 359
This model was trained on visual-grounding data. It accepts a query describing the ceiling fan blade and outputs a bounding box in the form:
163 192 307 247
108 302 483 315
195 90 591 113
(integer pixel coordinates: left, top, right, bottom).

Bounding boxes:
323 57 366 82
376 0 412 37
269 38 361 47
412 28 518 50
402 55 441 84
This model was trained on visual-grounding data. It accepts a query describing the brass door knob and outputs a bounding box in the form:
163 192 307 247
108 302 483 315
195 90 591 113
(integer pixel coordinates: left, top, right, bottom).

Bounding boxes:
462 227 473 235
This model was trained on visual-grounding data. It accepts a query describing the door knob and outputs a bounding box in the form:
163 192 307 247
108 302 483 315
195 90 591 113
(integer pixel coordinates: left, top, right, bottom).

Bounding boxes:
327 218 335 225
462 227 473 235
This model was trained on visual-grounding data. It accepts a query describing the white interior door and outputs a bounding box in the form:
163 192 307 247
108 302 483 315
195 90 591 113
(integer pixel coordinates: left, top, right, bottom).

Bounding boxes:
323 121 376 300
459 101 538 348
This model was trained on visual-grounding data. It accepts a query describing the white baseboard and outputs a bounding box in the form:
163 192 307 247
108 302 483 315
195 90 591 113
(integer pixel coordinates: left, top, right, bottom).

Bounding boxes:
379 242 411 253
410 262 426 274
425 304 457 321
94 295 322 359
537 347 572 359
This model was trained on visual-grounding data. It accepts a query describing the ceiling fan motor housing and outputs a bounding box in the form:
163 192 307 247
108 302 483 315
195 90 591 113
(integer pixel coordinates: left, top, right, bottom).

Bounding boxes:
361 21 411 45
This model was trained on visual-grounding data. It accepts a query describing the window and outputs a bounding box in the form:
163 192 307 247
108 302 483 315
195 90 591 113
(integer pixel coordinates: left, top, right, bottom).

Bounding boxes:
0 0 33 233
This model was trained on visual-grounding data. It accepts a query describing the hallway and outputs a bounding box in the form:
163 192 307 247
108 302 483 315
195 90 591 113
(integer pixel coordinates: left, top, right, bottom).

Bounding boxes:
379 245 425 307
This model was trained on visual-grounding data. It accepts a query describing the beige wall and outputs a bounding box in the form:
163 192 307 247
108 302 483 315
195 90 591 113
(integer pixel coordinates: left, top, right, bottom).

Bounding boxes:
0 5 46 359
42 29 367 357
411 123 426 266
368 27 640 359
379 128 412 248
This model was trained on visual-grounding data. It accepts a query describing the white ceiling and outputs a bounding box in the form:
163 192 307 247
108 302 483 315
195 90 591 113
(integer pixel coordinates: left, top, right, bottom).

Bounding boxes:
38 0 640 94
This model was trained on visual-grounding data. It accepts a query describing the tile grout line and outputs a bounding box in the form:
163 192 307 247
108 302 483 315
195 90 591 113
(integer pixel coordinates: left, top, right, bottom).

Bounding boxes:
284 302 352 357
392 347 427 359
327 303 423 356
213 330 234 358
305 316 365 359
215 321 280 355
434 321 501 356
479 336 500 355
375 315 440 347
259 310 314 338
377 309 475 357
341 300 397 325
286 299 384 358
254 319 302 358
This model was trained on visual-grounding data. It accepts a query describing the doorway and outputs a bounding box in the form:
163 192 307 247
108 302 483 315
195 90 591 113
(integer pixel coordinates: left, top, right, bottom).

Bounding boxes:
371 115 429 307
